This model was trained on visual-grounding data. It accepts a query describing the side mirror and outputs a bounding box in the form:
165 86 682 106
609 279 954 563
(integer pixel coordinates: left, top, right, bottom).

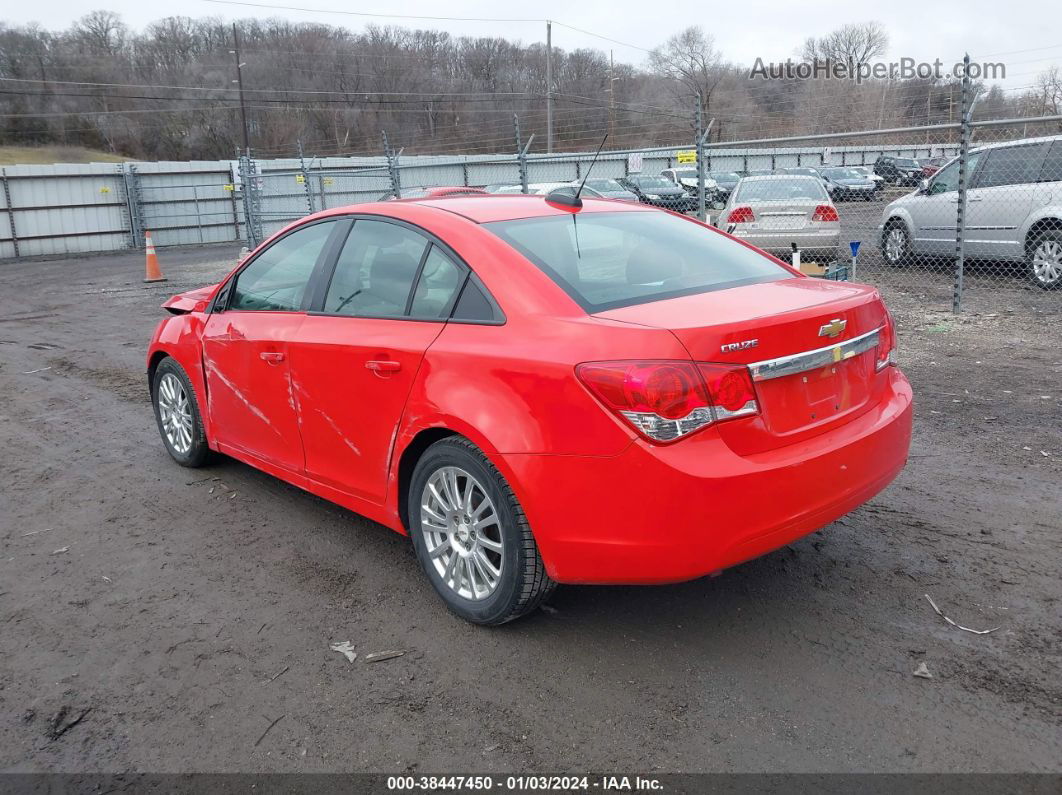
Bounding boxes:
919 178 930 194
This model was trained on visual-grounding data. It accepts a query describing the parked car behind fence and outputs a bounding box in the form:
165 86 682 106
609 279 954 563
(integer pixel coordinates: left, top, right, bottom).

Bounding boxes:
880 134 1062 289
719 175 840 263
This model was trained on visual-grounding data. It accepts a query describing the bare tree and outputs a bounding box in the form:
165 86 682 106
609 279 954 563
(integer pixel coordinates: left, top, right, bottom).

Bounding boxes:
649 26 726 115
801 22 888 69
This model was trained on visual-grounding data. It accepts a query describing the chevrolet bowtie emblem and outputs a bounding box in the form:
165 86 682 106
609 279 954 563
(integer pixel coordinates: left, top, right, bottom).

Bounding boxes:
818 318 847 338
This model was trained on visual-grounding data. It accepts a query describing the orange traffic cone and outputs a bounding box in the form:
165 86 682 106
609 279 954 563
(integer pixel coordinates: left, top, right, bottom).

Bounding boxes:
143 231 166 283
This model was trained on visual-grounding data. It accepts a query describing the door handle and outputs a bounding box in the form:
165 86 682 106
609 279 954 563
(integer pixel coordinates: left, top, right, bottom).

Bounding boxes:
260 351 285 363
365 359 401 373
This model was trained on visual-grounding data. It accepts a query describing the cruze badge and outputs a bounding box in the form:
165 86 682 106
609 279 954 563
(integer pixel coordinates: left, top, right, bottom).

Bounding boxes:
818 318 847 338
721 339 759 353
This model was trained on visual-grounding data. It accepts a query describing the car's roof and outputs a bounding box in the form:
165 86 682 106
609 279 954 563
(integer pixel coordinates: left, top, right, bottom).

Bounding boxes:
741 174 820 182
970 132 1062 154
414 194 652 223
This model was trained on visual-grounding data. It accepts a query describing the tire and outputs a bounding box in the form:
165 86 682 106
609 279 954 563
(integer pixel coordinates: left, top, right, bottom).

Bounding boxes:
407 437 556 625
151 357 211 467
1026 228 1062 289
882 220 912 267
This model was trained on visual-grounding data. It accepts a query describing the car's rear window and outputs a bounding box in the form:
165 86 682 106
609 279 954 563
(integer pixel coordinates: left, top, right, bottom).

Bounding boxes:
484 211 791 312
735 177 828 202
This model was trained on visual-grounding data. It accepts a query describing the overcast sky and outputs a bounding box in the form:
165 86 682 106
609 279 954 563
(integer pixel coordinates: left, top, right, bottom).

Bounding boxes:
5 0 1051 88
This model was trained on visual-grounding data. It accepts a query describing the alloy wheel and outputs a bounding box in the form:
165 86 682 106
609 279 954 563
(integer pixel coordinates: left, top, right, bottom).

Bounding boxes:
1032 239 1062 287
884 226 907 264
157 372 193 455
420 466 503 601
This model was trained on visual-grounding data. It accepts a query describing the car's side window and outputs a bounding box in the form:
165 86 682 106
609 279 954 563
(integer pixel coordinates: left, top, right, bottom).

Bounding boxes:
409 245 465 319
1037 141 1062 183
971 144 1045 190
928 151 983 195
230 220 336 311
323 220 429 317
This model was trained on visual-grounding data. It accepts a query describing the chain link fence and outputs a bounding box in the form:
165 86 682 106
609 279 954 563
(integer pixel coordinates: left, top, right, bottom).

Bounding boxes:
241 113 1062 318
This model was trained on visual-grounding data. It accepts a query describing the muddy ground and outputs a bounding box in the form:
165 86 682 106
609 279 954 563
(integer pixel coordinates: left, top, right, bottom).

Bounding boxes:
0 243 1059 775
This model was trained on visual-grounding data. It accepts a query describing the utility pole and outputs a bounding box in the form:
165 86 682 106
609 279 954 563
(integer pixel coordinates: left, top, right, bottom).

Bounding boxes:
231 23 250 153
545 20 553 153
607 50 616 142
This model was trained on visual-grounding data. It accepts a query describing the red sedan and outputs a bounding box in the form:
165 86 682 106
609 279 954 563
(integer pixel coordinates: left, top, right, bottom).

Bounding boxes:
147 194 913 624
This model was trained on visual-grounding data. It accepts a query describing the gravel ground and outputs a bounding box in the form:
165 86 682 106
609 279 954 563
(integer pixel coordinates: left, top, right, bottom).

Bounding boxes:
0 239 1059 775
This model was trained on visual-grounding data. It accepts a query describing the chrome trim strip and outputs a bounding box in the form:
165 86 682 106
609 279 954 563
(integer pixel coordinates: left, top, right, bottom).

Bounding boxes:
749 326 882 382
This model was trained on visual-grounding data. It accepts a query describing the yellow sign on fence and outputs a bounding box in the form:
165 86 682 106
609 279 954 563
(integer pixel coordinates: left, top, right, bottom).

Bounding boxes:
676 151 697 164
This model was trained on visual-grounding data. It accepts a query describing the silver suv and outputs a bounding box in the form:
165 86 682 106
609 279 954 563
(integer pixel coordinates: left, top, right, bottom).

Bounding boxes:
879 135 1062 288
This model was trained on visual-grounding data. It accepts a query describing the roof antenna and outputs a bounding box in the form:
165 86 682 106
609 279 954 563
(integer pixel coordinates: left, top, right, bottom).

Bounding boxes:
546 132 609 212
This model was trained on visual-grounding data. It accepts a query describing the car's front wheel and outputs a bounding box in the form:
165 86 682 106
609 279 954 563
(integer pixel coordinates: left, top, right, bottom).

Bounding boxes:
151 356 210 467
408 437 555 625
1027 228 1062 289
882 221 911 266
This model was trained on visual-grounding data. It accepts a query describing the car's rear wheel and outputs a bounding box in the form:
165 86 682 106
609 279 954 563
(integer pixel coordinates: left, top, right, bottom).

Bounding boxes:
1027 229 1062 289
408 437 555 625
882 221 911 266
152 357 210 467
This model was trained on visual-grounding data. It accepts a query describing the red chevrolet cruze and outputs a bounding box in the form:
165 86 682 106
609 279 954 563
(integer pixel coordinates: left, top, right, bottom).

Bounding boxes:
148 194 912 624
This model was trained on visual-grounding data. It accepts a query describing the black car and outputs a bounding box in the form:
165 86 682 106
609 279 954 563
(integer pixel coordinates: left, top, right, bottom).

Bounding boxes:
820 167 878 201
708 171 741 202
619 175 696 212
874 156 922 186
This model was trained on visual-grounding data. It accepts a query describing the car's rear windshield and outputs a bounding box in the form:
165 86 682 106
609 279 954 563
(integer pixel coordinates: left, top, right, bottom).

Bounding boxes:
484 211 790 312
734 177 828 202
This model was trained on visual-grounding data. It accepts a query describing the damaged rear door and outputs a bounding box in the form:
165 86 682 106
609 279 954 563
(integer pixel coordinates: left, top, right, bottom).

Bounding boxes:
287 218 464 504
201 219 341 473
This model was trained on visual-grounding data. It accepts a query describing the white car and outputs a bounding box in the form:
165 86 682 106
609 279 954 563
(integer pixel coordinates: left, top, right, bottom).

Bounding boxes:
879 134 1062 288
661 167 718 197
718 175 840 262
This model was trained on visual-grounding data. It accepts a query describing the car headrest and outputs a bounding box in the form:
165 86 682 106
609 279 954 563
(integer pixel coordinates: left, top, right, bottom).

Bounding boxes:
369 251 420 306
626 243 684 285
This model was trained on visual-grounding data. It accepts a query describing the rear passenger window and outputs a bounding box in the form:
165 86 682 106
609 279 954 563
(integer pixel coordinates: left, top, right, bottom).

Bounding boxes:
1038 141 1062 183
410 246 465 318
452 280 497 322
973 144 1045 189
324 220 428 317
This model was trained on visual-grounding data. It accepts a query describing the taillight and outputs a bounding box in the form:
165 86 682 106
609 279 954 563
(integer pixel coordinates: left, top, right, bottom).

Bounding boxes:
876 310 898 371
727 206 755 224
576 360 759 443
812 204 839 222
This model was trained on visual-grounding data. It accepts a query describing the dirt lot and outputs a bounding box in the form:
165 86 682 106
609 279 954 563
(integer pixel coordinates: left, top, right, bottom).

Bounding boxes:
0 242 1059 775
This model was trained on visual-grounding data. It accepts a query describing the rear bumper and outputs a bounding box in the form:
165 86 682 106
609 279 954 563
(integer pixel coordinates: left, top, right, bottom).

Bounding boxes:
734 229 839 259
503 368 913 584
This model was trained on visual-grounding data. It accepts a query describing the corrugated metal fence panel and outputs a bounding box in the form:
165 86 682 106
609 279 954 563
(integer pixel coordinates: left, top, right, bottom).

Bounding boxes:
137 161 242 247
3 164 128 257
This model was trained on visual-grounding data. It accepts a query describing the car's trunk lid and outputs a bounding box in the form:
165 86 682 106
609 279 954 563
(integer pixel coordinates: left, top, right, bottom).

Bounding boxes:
743 200 823 231
593 278 890 453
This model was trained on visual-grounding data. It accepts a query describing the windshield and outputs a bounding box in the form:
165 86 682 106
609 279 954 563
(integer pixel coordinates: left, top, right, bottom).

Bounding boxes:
672 169 698 180
485 211 789 311
894 158 918 167
710 172 740 182
734 177 828 202
586 179 626 192
630 176 675 190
